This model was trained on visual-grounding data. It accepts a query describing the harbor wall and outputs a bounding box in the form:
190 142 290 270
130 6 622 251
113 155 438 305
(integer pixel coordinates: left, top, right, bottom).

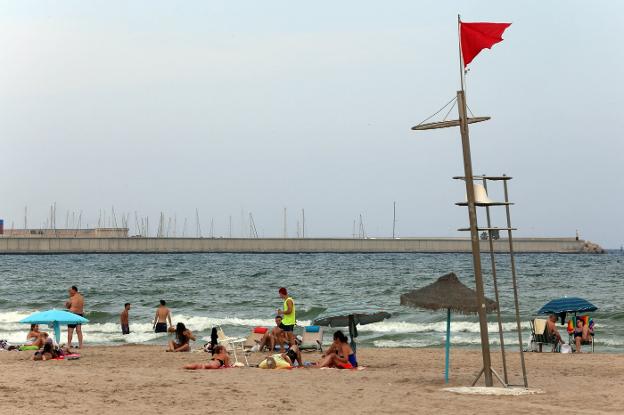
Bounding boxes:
0 237 588 254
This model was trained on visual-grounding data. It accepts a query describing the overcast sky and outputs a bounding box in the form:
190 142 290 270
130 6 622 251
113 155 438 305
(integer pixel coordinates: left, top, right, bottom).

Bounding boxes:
0 1 622 247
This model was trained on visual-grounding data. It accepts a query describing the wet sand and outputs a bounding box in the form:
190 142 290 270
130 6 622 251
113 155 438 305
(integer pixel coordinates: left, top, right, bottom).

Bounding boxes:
1 346 622 414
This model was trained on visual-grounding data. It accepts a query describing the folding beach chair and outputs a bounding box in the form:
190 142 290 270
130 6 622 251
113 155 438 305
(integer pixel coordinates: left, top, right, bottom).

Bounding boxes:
567 315 595 353
530 318 560 352
217 326 248 366
299 325 324 352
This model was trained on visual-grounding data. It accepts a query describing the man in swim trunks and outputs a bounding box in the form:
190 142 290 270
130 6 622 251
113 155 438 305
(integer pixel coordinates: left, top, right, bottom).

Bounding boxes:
153 300 172 333
257 315 287 352
276 287 296 346
120 303 131 335
546 314 564 345
65 286 85 349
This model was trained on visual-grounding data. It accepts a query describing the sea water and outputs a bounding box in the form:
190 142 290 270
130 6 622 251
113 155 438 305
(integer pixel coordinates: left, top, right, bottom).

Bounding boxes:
0 252 622 351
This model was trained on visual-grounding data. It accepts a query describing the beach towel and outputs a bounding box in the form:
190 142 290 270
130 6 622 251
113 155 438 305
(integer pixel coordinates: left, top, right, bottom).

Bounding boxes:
534 318 547 335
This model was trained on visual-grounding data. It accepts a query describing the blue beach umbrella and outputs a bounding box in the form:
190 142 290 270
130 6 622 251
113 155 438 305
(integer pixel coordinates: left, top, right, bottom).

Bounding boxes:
20 309 89 344
537 297 597 316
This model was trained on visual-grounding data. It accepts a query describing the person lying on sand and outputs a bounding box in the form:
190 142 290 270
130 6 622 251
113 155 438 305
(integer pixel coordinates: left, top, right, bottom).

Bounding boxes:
33 342 57 361
184 345 230 369
280 340 303 367
257 316 287 352
318 330 358 369
574 318 594 353
166 322 195 352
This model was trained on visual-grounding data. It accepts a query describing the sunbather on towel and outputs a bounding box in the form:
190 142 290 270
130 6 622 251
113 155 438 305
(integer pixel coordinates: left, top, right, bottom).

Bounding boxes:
280 341 303 367
547 314 564 344
166 322 195 352
574 319 593 353
184 345 230 369
33 342 58 361
318 331 358 369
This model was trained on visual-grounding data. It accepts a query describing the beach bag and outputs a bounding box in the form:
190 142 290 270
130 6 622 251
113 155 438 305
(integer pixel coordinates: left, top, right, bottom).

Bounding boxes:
560 344 572 354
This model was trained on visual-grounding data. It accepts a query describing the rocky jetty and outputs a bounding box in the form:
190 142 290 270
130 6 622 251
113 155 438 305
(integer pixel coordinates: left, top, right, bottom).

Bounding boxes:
582 240 605 254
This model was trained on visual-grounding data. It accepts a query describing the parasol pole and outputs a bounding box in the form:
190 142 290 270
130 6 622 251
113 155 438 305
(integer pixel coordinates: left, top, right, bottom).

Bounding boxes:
348 314 358 353
54 321 61 344
445 308 451 383
457 14 493 387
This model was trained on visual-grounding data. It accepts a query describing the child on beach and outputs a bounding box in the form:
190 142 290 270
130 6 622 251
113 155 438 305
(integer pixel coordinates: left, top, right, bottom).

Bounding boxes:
318 331 358 369
184 345 230 369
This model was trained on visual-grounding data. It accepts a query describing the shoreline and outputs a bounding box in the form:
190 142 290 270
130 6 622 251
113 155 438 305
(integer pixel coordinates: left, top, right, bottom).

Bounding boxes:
1 345 623 414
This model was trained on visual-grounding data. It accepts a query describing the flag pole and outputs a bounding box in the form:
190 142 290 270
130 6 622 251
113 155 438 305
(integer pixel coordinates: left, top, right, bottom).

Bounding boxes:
458 14 465 92
456 13 494 387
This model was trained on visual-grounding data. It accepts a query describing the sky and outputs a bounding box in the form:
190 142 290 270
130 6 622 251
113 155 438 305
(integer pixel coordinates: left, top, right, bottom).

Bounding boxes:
0 1 622 247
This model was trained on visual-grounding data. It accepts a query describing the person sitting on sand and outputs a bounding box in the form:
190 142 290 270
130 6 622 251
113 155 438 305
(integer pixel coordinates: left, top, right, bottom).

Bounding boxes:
574 318 593 353
318 330 358 369
167 322 195 352
547 314 564 344
26 324 43 347
184 345 230 370
257 316 287 352
281 339 303 367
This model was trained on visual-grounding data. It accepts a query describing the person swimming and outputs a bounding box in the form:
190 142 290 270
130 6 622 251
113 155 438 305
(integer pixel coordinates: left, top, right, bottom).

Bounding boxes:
317 330 357 369
184 345 230 370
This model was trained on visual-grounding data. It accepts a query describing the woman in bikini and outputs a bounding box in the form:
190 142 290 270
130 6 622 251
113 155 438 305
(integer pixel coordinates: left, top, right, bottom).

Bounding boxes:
26 324 44 347
184 345 230 369
574 318 593 353
166 322 196 352
318 330 358 369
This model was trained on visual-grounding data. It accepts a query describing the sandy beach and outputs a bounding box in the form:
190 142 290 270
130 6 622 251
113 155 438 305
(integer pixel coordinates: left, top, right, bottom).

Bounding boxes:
1 346 622 414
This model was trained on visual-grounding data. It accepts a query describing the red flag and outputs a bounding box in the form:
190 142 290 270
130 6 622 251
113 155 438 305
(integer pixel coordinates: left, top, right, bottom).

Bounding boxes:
460 21 511 67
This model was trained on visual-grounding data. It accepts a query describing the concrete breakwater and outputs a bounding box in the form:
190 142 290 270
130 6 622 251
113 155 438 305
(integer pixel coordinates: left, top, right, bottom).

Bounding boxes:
0 237 597 254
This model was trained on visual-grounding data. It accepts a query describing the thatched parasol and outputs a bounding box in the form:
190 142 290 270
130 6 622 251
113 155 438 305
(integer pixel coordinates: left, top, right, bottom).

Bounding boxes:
400 272 497 383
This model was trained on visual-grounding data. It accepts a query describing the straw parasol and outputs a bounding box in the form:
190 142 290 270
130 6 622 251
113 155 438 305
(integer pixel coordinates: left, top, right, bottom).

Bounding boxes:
400 272 497 383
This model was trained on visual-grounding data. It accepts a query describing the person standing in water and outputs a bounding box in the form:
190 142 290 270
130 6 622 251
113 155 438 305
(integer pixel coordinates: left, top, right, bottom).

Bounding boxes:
120 303 131 335
276 287 296 346
153 300 172 333
65 286 85 349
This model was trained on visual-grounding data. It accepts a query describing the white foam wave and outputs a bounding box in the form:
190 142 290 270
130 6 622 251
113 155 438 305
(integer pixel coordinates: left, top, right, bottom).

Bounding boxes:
0 310 33 323
373 339 432 348
359 321 530 334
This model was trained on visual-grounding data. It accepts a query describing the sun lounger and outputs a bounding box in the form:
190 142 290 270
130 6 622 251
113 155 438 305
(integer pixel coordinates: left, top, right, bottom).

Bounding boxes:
299 325 323 352
530 318 560 352
216 326 248 365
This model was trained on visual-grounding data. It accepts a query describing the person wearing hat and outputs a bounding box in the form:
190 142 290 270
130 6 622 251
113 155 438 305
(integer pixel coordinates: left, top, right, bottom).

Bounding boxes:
276 287 296 346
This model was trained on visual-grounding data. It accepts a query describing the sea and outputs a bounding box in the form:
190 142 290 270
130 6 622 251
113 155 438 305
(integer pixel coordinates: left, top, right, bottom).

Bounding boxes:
0 252 622 352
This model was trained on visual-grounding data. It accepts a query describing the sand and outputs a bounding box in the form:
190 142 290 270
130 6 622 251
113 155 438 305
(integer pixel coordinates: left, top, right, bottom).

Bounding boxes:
1 345 622 414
